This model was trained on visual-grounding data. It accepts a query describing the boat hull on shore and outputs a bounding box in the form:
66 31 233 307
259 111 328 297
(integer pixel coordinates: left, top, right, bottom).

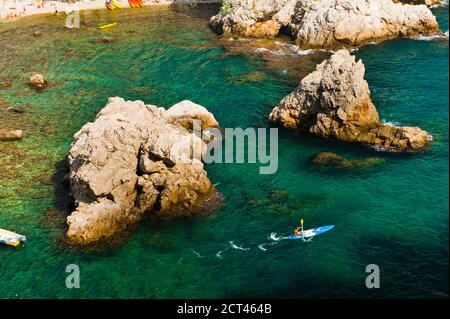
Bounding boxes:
0 228 27 247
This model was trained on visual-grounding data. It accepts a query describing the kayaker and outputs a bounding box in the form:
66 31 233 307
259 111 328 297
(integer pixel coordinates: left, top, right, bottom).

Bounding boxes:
294 227 302 236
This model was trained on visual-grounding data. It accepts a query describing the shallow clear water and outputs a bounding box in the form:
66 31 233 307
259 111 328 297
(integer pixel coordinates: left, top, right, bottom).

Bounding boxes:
0 5 448 298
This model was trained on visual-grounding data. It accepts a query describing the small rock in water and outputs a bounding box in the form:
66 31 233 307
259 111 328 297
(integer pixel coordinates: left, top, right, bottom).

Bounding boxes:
28 73 47 89
91 37 114 44
0 130 24 141
312 152 384 169
6 107 25 114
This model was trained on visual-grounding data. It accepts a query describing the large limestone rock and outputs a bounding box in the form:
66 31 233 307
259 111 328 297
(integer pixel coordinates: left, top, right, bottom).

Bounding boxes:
67 97 221 245
210 0 441 48
269 50 429 151
288 0 440 49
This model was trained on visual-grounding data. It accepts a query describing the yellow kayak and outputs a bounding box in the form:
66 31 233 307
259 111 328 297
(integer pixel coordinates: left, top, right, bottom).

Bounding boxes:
98 22 117 30
0 228 27 247
110 1 124 8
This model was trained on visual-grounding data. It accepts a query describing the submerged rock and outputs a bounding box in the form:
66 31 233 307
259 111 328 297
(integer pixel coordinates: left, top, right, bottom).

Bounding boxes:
67 97 221 245
0 81 12 89
269 50 429 151
7 107 25 114
312 152 384 169
230 71 268 83
0 130 23 141
28 73 47 89
210 0 440 49
91 37 114 44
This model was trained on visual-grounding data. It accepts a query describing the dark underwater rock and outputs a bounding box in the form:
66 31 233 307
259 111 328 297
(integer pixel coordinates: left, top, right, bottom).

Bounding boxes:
91 37 114 44
312 152 385 169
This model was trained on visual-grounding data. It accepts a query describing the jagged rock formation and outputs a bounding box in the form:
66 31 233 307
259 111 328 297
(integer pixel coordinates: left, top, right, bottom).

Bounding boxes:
67 97 221 245
210 0 298 37
210 0 441 48
269 50 429 150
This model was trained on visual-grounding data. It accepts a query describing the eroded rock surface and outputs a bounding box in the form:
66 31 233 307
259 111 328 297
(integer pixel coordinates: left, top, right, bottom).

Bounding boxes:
67 97 221 245
269 50 429 151
210 0 298 37
210 0 440 48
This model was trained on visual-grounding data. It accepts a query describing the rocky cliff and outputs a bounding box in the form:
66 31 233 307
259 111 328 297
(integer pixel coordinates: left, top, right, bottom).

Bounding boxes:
210 0 440 48
67 97 221 245
268 50 429 150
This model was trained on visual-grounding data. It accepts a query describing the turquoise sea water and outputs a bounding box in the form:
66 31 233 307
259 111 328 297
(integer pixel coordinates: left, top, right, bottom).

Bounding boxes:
0 5 448 298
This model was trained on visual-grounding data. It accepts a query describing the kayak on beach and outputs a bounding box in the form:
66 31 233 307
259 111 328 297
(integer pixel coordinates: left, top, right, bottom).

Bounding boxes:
129 0 144 8
0 228 27 247
98 22 117 29
288 219 334 240
110 0 124 9
105 1 115 10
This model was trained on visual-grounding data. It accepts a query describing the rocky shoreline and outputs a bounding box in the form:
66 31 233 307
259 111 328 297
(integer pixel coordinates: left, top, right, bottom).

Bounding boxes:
66 97 223 245
210 0 442 49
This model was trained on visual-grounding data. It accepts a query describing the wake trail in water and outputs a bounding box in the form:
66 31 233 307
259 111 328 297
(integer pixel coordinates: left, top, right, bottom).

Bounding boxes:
229 241 250 251
212 232 310 258
269 232 283 241
258 244 268 251
192 249 203 258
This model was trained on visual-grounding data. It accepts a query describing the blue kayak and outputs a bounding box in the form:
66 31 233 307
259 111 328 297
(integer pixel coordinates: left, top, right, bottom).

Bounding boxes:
287 225 334 239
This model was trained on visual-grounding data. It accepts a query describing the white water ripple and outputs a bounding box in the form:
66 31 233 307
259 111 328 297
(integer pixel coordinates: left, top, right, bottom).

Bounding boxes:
229 241 250 251
269 232 282 241
192 249 203 258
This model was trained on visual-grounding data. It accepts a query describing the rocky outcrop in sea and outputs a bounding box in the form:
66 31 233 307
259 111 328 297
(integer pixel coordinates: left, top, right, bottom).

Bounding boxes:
66 97 222 245
396 0 443 6
268 50 429 151
210 0 441 48
28 73 47 89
